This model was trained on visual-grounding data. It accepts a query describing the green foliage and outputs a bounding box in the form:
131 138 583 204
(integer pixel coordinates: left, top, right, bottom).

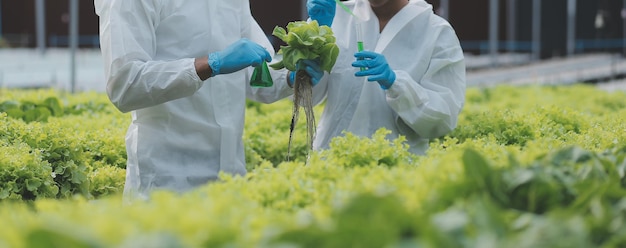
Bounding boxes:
26 225 104 248
0 138 58 200
1 119 91 198
449 109 538 146
0 98 55 123
269 20 339 73
450 84 625 150
88 166 125 198
418 146 626 247
311 129 419 168
244 99 319 167
0 96 111 123
0 90 127 200
0 85 625 247
274 193 416 247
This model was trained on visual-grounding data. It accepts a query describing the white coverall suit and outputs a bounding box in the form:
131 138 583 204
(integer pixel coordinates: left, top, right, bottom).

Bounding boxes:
94 0 294 200
312 0 466 155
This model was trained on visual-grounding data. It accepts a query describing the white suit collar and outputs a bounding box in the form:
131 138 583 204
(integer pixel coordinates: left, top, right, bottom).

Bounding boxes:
374 0 433 53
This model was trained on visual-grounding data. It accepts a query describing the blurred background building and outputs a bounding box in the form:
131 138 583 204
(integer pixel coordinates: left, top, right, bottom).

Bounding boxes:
0 0 624 58
1 0 625 92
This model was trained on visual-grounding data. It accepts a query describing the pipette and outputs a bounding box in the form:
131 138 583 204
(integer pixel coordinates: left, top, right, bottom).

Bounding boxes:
335 0 367 71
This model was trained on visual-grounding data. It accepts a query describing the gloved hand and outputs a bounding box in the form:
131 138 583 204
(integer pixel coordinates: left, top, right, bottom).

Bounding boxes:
208 38 271 76
352 51 396 90
289 59 324 87
307 0 336 27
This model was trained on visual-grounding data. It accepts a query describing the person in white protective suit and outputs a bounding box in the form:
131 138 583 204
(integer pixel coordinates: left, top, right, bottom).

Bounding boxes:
93 1 323 201
307 0 466 155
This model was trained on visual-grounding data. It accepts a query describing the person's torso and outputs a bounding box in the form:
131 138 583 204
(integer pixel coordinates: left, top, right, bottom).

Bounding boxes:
314 0 441 153
132 0 251 178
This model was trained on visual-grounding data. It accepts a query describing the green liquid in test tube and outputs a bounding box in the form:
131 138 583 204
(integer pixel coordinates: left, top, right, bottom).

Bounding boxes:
356 22 365 71
335 0 367 71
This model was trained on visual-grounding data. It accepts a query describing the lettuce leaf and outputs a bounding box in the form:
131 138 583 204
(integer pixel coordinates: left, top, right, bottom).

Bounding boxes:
270 21 339 73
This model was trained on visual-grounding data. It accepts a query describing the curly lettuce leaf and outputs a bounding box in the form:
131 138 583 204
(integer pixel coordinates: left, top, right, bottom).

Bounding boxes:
270 21 339 73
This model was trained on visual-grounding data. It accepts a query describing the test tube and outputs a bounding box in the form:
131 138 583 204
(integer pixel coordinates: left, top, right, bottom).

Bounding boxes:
355 22 365 71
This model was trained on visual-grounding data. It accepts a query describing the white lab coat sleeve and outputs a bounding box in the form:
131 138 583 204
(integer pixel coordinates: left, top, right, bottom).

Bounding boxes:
385 25 466 139
98 0 204 113
311 73 330 106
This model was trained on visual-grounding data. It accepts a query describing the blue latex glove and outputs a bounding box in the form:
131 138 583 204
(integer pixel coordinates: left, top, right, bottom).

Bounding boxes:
289 59 324 87
352 51 396 90
208 38 271 76
307 0 336 27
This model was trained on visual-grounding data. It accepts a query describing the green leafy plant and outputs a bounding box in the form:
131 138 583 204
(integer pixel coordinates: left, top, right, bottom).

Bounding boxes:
0 96 109 123
269 20 339 73
270 20 340 161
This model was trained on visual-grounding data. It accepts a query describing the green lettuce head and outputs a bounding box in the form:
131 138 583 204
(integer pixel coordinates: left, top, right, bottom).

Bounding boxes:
270 20 339 73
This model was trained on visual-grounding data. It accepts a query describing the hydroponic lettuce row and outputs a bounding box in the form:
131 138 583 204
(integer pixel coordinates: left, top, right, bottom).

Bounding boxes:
0 85 624 247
